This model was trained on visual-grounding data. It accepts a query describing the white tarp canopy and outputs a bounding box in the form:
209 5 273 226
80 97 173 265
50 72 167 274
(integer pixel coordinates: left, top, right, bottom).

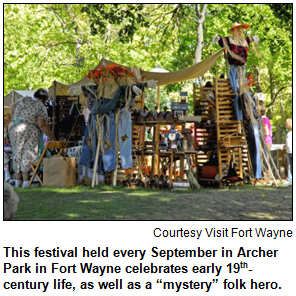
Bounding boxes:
48 49 224 98
4 90 36 107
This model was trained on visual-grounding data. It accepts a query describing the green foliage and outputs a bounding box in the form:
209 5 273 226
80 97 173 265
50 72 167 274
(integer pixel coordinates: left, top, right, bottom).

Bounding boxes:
81 4 149 42
4 3 291 135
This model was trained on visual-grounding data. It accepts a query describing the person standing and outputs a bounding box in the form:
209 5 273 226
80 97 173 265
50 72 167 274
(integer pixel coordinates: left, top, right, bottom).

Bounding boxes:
261 107 272 151
8 88 56 187
285 118 292 184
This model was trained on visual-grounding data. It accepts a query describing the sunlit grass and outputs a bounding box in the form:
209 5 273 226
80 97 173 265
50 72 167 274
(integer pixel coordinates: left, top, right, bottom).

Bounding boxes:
13 185 292 221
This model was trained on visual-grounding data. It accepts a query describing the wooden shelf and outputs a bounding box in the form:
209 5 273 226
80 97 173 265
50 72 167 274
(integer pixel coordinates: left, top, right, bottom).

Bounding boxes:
159 150 198 157
133 121 158 126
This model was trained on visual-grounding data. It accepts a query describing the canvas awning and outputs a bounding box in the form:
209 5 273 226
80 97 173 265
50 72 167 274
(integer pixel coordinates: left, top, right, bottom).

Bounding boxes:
48 49 224 97
4 90 36 107
142 49 223 85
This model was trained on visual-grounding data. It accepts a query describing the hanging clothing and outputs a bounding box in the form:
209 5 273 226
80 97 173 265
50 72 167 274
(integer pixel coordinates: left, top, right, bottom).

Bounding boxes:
219 36 252 121
91 89 122 114
80 82 148 175
229 65 244 120
82 85 98 111
102 112 117 171
118 109 132 169
247 121 262 179
91 83 147 115
8 96 48 173
219 36 252 66
241 92 259 122
80 113 97 169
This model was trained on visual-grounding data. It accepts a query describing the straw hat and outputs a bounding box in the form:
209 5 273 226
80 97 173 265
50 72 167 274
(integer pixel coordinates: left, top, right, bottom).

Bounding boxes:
228 22 250 33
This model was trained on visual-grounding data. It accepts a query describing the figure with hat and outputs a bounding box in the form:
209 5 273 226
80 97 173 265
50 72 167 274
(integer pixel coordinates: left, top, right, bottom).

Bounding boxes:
213 22 259 120
70 64 157 185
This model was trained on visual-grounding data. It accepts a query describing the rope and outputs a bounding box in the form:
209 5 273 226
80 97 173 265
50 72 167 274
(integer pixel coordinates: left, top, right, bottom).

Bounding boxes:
96 114 105 153
115 109 121 153
90 114 94 157
124 85 133 111
104 115 110 150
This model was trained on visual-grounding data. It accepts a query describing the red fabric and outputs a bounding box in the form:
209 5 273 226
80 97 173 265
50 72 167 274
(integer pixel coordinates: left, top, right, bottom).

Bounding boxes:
219 36 251 65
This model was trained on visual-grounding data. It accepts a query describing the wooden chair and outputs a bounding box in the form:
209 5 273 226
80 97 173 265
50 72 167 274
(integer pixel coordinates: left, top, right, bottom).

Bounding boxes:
28 141 68 187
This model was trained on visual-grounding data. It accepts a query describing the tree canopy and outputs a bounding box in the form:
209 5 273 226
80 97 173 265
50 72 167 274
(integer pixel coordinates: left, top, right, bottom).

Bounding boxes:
4 4 292 140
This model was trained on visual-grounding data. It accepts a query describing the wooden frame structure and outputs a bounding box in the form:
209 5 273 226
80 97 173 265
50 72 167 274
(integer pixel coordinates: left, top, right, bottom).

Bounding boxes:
193 78 251 188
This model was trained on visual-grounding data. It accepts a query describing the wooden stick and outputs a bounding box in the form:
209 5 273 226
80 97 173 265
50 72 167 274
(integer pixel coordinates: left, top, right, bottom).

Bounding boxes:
169 150 174 188
92 115 101 188
260 146 278 187
269 153 282 181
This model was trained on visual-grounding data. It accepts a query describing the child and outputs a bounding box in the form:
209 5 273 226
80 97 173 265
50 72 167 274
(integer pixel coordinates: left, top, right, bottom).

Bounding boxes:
285 118 292 184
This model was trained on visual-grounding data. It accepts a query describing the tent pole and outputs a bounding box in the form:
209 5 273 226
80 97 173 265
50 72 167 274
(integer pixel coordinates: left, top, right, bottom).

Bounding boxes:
12 90 15 104
157 85 160 111
52 80 57 134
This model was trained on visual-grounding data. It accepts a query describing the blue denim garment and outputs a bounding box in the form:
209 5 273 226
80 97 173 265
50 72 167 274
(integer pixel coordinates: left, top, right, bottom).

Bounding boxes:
80 113 104 173
229 65 243 120
248 122 262 179
102 112 117 171
286 153 292 183
118 109 132 169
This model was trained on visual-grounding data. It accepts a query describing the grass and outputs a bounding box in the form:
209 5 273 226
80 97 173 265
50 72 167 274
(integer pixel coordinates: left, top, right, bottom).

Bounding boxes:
12 184 292 221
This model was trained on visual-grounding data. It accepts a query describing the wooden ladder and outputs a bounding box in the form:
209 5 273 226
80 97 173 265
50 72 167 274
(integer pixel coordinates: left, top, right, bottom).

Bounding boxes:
214 78 245 188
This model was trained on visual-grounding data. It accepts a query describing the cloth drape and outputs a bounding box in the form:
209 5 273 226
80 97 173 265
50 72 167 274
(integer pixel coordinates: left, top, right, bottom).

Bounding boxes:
118 109 132 169
102 112 117 171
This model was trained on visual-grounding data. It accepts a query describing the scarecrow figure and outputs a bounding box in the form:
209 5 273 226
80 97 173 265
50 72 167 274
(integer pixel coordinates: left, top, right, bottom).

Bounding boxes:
213 22 259 120
70 64 157 185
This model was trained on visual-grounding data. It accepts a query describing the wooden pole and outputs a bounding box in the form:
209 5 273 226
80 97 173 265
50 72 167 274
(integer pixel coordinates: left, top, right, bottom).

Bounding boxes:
260 146 278 187
154 124 160 175
52 80 57 134
169 150 174 188
269 152 282 181
224 50 230 78
157 85 160 111
92 115 100 188
214 78 223 188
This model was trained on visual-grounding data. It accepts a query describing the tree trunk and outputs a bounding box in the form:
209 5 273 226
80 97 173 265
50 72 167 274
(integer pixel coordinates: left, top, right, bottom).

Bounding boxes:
194 4 207 86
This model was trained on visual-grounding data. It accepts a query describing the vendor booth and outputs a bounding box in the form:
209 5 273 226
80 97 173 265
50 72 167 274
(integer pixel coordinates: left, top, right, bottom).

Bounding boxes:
20 47 280 189
4 90 36 106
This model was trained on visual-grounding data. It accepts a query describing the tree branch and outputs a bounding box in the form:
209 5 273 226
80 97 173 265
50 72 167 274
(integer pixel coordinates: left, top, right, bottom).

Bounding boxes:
195 4 200 19
41 41 79 47
200 4 208 22
266 85 292 108
44 5 66 29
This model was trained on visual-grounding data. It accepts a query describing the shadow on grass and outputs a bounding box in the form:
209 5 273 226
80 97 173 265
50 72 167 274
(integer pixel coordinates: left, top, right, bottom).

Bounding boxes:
13 185 292 221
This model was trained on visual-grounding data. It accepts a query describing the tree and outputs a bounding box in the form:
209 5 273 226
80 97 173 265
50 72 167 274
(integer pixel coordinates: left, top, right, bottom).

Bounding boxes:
4 3 292 138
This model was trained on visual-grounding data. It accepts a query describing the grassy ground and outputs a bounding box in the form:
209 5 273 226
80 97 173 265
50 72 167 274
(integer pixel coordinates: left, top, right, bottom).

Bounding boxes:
12 184 292 221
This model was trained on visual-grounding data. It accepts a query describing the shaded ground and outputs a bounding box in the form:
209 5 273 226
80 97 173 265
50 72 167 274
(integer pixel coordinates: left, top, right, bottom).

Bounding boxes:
12 185 292 221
